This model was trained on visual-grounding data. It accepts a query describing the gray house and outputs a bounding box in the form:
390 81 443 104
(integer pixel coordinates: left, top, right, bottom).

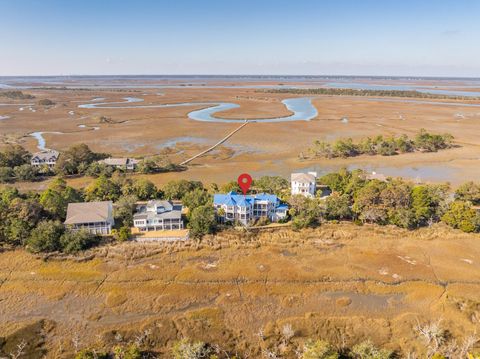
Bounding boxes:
30 150 59 169
133 200 184 231
64 201 114 235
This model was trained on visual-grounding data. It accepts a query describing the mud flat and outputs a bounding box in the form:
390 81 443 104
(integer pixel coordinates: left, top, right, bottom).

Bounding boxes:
1 80 480 188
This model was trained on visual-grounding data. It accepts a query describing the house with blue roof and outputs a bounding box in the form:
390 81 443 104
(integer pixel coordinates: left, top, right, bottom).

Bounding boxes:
213 191 288 226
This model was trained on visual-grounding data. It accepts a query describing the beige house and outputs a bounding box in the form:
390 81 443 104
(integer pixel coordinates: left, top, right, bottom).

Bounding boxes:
30 150 59 169
99 157 139 170
64 201 114 235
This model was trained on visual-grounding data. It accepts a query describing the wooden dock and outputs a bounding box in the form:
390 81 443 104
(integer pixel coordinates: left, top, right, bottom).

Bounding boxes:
179 120 250 166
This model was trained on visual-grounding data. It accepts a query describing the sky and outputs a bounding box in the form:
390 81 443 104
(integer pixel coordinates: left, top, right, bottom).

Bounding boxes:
1 0 479 77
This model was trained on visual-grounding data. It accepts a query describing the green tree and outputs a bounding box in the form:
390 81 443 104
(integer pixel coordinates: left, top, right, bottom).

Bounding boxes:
254 176 289 197
0 166 13 183
289 195 323 229
332 138 359 158
2 197 43 246
128 178 158 200
163 180 203 200
13 164 38 181
319 172 348 194
395 134 414 153
325 193 352 220
188 205 216 238
411 184 449 226
113 344 142 359
182 188 211 217
26 220 64 253
220 180 241 193
40 178 83 219
136 158 158 174
85 161 115 178
442 201 480 233
114 194 138 226
0 145 31 167
352 180 388 223
85 175 122 201
455 181 480 205
55 143 106 175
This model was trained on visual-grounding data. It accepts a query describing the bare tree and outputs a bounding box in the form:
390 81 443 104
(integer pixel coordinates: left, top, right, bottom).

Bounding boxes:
415 319 446 356
282 323 295 344
9 340 26 359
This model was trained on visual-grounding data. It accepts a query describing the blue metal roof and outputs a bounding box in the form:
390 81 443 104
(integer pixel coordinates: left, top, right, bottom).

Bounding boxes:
213 192 286 209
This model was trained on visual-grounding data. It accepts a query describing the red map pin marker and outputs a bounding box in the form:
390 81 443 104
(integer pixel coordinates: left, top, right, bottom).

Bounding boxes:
237 173 252 195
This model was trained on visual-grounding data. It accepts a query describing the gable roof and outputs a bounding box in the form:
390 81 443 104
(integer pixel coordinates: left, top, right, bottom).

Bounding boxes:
291 172 316 183
31 150 59 161
65 201 113 224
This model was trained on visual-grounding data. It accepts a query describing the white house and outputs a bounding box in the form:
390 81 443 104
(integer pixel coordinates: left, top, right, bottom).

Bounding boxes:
213 192 288 226
133 200 184 231
291 172 317 197
30 150 59 169
64 201 114 235
99 157 139 171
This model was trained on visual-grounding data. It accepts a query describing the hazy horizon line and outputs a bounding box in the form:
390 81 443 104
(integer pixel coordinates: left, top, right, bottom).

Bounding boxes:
1 74 480 80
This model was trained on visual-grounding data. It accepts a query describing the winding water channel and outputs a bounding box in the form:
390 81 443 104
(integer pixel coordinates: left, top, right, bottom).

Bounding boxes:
78 96 319 123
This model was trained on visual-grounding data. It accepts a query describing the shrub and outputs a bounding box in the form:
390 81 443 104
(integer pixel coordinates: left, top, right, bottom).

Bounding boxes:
301 339 339 359
171 339 211 359
59 229 100 254
350 340 393 359
441 201 480 233
26 220 64 253
75 349 108 359
113 344 142 359
37 98 55 106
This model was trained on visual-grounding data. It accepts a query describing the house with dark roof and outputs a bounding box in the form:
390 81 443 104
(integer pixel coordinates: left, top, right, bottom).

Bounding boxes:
213 191 288 226
64 201 114 235
133 200 184 231
30 150 59 169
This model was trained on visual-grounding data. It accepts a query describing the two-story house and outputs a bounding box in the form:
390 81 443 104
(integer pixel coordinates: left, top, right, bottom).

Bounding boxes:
291 172 317 197
133 200 184 231
64 201 114 235
30 150 59 169
213 191 288 226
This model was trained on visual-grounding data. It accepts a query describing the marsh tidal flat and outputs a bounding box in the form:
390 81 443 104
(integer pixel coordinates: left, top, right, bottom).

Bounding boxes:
1 224 479 355
2 76 480 188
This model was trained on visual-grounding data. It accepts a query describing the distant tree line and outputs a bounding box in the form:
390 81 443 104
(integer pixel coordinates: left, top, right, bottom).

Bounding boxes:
304 129 454 159
261 87 480 100
0 90 35 99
